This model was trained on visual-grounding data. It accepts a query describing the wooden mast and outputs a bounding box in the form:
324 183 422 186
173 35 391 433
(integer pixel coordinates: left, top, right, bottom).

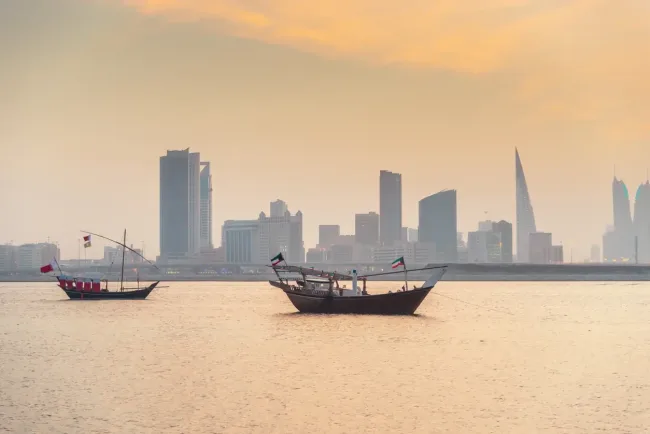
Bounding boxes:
120 229 126 291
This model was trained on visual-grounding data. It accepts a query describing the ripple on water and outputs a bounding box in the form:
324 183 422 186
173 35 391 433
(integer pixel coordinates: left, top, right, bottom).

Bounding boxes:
1 281 650 433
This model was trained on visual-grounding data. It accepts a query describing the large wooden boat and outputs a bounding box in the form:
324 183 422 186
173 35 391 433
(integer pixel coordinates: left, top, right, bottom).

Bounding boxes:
43 229 160 300
269 255 447 315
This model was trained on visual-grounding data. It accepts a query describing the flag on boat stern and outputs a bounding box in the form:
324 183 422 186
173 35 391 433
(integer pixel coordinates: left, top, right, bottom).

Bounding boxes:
83 234 91 248
40 259 57 273
391 256 405 269
271 253 284 266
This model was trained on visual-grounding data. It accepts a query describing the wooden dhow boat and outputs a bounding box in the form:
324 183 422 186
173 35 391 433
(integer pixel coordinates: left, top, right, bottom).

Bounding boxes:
41 229 161 300
268 253 447 315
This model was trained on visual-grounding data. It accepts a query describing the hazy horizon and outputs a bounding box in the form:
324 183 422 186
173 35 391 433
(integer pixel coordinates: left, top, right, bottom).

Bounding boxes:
2 0 650 260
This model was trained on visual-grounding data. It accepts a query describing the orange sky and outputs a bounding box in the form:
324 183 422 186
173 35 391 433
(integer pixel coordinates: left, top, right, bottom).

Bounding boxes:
1 0 649 260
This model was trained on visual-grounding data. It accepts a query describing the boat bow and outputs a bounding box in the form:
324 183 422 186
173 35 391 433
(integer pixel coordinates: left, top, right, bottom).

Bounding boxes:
421 266 448 289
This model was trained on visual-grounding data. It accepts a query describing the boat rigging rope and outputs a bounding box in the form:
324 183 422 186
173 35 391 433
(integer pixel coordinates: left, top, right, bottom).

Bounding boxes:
430 290 515 316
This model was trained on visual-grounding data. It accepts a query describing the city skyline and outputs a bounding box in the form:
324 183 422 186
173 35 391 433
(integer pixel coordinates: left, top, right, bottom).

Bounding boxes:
2 0 650 260
4 150 650 262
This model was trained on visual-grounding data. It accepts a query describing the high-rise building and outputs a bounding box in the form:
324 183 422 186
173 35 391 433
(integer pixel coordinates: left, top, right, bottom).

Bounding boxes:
160 149 201 259
222 205 304 264
418 190 458 262
529 232 552 264
604 178 636 262
613 177 633 231
199 162 213 251
355 212 379 245
633 181 650 262
516 148 537 262
16 243 60 270
478 220 494 232
400 227 419 243
379 170 402 246
270 199 288 218
258 203 304 263
467 231 502 263
318 225 341 247
493 220 513 263
222 220 260 263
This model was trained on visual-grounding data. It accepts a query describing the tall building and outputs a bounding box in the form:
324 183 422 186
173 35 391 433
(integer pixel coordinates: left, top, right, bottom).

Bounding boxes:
604 178 636 262
418 190 458 262
222 220 260 263
222 207 304 264
633 181 650 262
355 212 379 245
529 232 552 264
318 225 340 247
400 227 418 243
270 199 288 218
160 149 201 259
199 162 213 251
0 245 16 272
379 170 402 246
492 220 513 263
16 243 60 270
223 201 304 264
468 231 502 263
515 148 538 262
613 177 633 231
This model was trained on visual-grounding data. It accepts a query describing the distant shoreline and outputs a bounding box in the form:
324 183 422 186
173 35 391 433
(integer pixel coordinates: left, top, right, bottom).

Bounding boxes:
3 274 650 283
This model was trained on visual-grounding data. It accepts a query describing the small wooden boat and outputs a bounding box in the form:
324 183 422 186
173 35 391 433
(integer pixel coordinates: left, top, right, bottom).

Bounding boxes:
43 229 160 300
268 253 447 315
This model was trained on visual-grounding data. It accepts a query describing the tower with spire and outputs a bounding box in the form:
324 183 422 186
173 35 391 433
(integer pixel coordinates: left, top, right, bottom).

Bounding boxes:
515 148 537 262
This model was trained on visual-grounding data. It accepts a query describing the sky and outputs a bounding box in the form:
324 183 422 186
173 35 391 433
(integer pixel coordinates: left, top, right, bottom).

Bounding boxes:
1 0 649 260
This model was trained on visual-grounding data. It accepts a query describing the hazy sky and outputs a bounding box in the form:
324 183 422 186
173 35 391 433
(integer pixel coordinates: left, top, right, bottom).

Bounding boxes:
1 0 649 260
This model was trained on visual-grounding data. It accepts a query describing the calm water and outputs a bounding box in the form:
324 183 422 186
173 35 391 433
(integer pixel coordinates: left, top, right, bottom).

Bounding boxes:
1 281 650 433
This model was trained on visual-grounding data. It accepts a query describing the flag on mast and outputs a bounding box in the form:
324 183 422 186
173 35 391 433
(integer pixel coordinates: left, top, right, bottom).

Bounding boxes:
271 252 284 266
83 235 91 248
391 256 405 269
40 259 58 273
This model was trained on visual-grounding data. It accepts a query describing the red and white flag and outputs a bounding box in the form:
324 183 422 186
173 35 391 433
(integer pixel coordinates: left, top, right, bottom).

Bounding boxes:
40 259 57 274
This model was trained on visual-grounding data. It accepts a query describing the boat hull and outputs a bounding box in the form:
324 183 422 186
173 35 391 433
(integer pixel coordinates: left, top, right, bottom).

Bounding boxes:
280 285 432 315
62 282 159 300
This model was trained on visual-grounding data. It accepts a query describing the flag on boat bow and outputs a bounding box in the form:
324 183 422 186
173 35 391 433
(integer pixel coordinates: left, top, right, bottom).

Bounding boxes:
83 235 91 248
391 256 405 269
40 258 58 274
271 253 284 266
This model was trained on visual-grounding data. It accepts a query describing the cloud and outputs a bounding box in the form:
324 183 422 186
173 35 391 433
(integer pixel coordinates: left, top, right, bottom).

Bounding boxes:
115 0 650 141
119 0 555 73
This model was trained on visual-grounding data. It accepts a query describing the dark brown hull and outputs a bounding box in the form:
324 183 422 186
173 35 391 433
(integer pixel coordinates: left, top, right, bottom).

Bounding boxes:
281 286 432 315
63 282 159 300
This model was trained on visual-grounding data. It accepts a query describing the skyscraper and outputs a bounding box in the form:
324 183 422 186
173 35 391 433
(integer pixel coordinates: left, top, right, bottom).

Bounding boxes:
379 170 402 246
633 181 650 262
418 190 458 262
604 177 635 262
515 148 537 262
160 149 201 259
319 225 340 247
199 162 213 251
270 199 288 217
613 177 633 230
492 220 513 263
355 212 379 245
